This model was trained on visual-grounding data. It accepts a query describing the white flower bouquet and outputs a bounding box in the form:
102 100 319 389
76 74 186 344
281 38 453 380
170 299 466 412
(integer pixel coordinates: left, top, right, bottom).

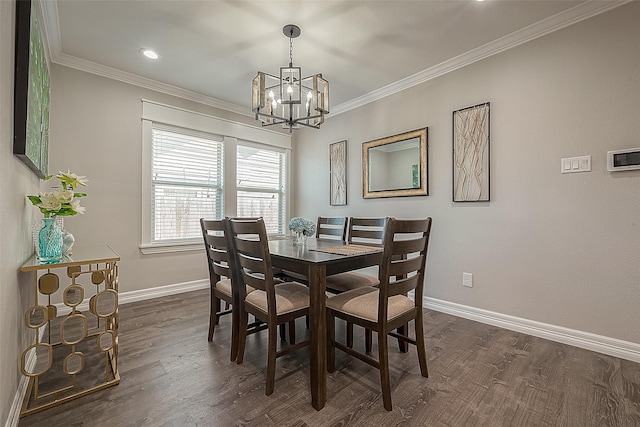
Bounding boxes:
28 170 88 218
288 217 316 237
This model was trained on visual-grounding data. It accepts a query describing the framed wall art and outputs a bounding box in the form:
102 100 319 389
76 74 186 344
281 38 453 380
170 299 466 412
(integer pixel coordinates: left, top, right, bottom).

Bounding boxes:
14 0 50 178
453 102 490 202
329 140 347 205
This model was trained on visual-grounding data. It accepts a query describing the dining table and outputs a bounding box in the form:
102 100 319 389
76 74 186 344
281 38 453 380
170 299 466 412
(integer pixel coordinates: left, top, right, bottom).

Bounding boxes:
268 237 383 410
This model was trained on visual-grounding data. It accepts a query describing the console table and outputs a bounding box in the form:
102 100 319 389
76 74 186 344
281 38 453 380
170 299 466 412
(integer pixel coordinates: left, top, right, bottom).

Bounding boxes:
19 245 120 417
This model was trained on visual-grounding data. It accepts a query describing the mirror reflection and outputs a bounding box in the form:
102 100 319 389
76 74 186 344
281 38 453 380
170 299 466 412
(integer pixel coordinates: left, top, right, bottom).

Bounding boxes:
362 128 428 198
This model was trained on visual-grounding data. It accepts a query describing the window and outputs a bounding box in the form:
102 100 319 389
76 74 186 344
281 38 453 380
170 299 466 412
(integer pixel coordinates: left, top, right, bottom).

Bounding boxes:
237 143 286 234
151 126 223 242
141 100 291 254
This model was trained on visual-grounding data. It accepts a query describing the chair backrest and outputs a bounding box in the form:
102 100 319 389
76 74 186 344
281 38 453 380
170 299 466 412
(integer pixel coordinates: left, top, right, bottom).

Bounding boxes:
200 218 230 282
377 217 432 319
227 217 277 309
316 217 348 241
347 217 388 246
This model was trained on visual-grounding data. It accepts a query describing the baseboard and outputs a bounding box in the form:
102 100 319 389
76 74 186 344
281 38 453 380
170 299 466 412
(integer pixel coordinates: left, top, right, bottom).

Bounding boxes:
117 279 209 305
5 329 44 427
56 279 209 316
424 296 640 363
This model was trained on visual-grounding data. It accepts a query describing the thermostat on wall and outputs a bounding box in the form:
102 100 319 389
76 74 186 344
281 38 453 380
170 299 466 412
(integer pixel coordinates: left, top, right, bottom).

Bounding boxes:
607 147 640 172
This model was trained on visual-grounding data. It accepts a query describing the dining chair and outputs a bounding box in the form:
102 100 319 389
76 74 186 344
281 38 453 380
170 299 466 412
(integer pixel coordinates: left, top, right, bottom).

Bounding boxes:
227 217 310 396
316 216 348 241
200 218 268 361
326 217 433 411
200 218 235 344
322 217 388 349
323 217 387 294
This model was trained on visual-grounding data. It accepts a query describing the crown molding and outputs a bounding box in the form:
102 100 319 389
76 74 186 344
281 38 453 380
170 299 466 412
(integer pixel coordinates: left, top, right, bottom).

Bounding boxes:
41 0 629 120
54 52 252 117
331 0 631 116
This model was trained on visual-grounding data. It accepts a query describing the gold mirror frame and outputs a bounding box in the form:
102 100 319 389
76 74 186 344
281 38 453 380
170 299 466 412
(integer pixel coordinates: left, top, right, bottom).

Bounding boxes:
362 128 428 199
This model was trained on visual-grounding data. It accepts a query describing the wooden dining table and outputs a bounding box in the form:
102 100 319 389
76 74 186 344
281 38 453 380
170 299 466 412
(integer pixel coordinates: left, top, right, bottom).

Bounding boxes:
268 237 383 410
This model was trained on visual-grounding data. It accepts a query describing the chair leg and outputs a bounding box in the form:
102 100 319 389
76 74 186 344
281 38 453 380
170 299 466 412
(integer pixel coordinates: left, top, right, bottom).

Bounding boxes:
279 323 287 341
397 324 408 353
327 312 336 373
378 332 393 411
236 310 249 365
266 323 278 396
288 320 296 344
208 295 221 341
415 316 429 378
365 329 373 353
346 321 354 348
230 304 239 362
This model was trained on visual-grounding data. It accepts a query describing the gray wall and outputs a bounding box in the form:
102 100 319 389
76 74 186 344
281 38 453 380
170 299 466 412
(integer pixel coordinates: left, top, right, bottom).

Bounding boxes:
292 2 640 344
1 1 44 424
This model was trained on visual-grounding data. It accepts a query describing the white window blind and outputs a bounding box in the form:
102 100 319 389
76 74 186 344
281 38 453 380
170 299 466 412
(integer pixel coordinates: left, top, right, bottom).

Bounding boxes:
237 143 286 234
151 126 224 242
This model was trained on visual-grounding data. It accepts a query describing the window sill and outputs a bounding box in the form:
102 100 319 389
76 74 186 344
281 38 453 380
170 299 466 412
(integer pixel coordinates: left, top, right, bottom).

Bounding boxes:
140 234 289 255
139 242 203 255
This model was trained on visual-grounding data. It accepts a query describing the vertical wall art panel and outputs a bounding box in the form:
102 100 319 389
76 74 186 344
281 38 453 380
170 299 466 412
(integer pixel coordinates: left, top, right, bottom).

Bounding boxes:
329 140 347 205
14 0 50 178
453 102 490 202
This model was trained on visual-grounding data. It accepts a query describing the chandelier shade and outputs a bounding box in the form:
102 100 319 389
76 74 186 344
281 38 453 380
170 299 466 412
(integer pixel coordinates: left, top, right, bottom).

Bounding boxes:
252 25 329 132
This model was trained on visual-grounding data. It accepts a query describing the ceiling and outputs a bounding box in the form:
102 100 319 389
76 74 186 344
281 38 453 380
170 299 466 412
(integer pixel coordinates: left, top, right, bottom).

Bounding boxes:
40 0 626 118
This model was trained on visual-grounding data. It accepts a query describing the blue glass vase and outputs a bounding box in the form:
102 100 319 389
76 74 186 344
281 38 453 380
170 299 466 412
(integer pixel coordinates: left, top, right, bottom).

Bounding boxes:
38 218 63 263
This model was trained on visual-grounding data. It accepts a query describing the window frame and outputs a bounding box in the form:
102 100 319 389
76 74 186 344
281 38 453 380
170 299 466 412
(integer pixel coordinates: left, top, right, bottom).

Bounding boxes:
140 100 291 254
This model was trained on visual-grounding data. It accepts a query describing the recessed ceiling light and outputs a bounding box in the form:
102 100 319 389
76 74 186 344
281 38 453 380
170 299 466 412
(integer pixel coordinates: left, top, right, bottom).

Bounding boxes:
139 48 158 59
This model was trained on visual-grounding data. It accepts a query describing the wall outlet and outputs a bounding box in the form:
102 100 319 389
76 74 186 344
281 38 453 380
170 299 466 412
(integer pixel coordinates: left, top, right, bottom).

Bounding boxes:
463 272 473 288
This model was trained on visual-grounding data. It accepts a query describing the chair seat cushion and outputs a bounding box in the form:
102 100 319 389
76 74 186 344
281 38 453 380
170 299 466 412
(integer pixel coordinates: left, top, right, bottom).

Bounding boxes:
215 278 255 297
326 287 414 322
325 271 379 293
245 282 310 315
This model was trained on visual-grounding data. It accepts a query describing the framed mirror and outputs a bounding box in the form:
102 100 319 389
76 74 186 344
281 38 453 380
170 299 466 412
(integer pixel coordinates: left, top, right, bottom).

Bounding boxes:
362 128 428 198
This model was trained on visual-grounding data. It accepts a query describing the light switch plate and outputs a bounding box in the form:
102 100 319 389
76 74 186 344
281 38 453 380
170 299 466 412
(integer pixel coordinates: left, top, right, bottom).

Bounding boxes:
561 156 591 174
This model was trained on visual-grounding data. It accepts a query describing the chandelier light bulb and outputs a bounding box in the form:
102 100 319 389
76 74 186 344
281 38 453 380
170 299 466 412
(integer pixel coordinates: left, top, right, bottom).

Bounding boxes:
268 90 275 98
307 91 313 100
287 85 293 94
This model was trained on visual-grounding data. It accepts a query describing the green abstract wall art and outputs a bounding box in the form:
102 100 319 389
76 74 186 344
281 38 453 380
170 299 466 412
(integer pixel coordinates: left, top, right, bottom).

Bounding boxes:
14 0 50 178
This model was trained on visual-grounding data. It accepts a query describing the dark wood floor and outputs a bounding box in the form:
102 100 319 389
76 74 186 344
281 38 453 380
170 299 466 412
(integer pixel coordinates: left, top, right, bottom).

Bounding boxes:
19 289 640 426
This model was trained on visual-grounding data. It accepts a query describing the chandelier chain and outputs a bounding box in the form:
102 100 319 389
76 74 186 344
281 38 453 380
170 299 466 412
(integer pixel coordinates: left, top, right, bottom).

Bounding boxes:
289 36 294 65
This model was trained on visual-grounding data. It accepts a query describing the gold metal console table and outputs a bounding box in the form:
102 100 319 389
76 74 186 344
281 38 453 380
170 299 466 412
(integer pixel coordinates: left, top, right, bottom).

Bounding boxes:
19 245 120 417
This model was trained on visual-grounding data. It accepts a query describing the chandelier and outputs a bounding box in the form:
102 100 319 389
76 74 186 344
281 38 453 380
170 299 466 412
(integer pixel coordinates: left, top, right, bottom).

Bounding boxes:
252 24 329 132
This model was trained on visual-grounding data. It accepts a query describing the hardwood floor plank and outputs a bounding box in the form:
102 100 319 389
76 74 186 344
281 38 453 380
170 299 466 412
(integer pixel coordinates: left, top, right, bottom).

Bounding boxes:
18 289 640 427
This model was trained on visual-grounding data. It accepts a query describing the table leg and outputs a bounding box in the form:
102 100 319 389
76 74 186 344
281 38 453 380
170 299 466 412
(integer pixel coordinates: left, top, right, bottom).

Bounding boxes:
308 264 326 410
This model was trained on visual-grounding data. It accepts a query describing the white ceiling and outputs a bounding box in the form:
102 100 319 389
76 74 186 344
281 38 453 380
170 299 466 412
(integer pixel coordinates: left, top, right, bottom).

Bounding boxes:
40 0 627 118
